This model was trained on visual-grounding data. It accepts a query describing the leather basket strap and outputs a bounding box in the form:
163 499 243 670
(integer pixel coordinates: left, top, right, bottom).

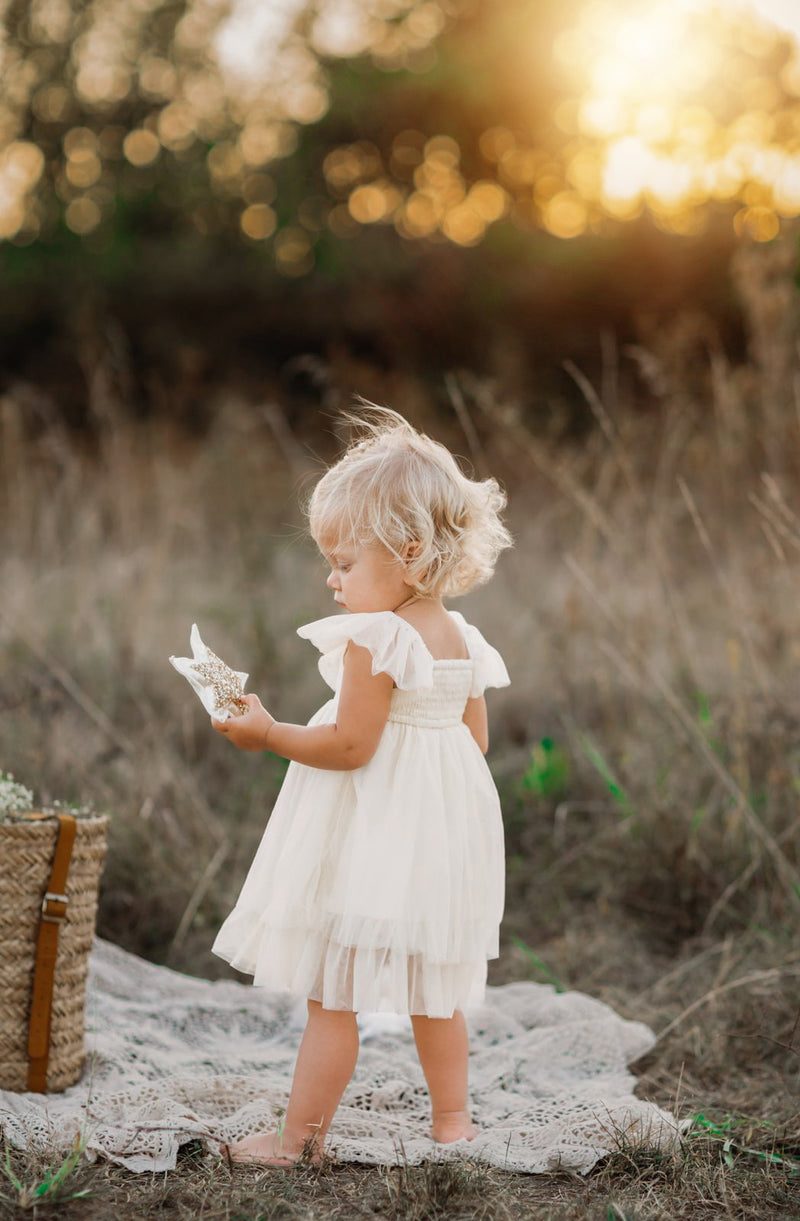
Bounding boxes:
26 813 77 1092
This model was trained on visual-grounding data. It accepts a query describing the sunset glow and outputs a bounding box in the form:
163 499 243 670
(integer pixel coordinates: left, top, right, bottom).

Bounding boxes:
541 0 800 238
328 0 800 246
3 0 800 257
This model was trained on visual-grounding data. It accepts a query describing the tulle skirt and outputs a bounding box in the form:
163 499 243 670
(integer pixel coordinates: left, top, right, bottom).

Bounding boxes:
212 699 505 1018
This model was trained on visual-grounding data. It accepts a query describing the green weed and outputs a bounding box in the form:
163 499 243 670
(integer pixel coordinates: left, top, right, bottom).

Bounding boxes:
510 934 564 992
1 1135 97 1210
577 732 633 817
520 738 570 798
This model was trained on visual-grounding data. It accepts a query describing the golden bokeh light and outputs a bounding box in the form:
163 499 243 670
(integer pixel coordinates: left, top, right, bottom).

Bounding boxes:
602 136 647 204
348 184 386 223
31 84 72 123
498 148 540 187
2 141 45 191
567 147 603 198
64 196 102 234
676 105 716 148
542 190 589 239
274 226 314 276
63 127 96 156
324 142 383 191
406 2 446 43
286 83 329 125
366 0 446 72
207 141 243 180
533 173 564 204
182 71 225 123
414 159 464 207
75 61 132 107
400 191 439 238
0 141 45 241
442 203 485 246
138 56 177 100
239 122 297 167
348 181 401 224
310 5 378 57
123 129 161 167
579 96 627 139
467 181 509 222
781 55 800 96
29 0 73 44
157 103 196 151
423 134 460 169
0 200 25 239
774 159 800 213
240 202 276 240
65 151 102 188
479 126 516 163
391 130 426 172
734 203 780 240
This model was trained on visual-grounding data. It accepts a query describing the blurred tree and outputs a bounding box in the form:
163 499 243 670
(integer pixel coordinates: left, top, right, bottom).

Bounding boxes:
2 0 800 261
0 0 798 431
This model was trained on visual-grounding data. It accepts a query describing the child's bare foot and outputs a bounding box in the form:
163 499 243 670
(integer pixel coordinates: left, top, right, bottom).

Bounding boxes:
221 1131 322 1166
430 1110 477 1143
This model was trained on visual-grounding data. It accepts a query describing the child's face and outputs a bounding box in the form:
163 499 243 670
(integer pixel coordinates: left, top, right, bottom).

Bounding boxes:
323 540 413 613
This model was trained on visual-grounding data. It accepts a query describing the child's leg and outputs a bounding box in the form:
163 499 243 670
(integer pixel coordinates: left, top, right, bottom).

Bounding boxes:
226 999 359 1164
410 1008 477 1142
283 999 359 1150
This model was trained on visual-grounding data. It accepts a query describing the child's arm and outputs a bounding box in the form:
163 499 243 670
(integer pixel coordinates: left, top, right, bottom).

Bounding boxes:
211 642 393 770
462 696 489 754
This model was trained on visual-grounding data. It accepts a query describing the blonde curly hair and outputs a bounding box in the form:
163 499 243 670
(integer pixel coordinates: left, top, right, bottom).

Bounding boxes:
305 405 512 598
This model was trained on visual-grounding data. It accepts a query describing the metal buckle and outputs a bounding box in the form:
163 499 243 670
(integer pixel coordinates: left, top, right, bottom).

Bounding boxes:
41 892 69 924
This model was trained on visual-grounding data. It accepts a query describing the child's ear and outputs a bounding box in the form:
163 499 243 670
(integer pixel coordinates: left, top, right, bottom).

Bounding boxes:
402 540 421 564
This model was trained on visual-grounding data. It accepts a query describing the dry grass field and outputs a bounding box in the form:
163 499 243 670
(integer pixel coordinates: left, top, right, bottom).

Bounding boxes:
1 240 800 1217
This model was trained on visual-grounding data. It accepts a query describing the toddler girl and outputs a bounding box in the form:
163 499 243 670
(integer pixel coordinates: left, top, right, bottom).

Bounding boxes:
210 406 512 1166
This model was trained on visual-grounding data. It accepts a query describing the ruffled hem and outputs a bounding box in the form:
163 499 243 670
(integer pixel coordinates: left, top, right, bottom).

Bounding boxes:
214 903 500 967
212 912 493 1017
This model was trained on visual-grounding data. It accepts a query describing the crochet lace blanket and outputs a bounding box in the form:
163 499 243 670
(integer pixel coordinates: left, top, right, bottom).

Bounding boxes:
0 938 678 1174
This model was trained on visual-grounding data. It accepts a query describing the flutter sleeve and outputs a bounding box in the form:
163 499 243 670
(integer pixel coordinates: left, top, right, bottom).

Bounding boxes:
296 612 435 692
447 610 511 698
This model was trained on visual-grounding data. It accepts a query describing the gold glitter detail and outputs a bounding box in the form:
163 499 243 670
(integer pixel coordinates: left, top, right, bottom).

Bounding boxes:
191 648 248 716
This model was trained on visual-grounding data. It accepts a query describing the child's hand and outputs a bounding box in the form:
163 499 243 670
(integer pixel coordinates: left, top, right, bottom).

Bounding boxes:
211 693 274 752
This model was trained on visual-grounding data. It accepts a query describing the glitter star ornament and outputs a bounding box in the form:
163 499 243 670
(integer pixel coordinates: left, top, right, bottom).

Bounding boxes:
169 625 249 720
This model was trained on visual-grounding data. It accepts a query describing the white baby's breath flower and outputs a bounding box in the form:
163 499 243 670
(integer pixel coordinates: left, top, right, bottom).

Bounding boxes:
0 772 99 822
46 798 96 818
0 771 35 819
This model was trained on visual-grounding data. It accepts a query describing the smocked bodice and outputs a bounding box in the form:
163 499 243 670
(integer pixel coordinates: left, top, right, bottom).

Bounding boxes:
387 660 474 727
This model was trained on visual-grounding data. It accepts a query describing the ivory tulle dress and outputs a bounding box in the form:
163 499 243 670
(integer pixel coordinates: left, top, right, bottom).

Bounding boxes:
211 609 510 1018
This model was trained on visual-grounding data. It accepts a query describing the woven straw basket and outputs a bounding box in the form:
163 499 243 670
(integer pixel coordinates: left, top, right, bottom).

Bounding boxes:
0 813 109 1092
